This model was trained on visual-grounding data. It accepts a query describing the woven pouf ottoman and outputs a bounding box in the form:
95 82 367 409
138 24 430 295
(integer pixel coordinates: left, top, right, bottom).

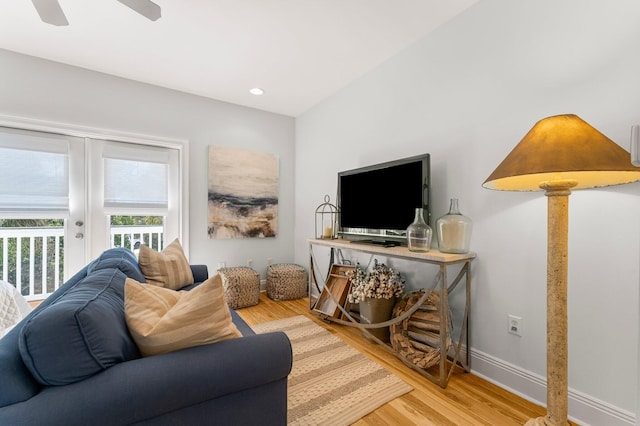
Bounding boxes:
266 263 307 301
218 266 260 309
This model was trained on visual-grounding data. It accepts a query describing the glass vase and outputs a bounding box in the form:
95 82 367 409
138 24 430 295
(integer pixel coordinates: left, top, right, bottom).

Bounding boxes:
406 207 432 252
436 198 472 254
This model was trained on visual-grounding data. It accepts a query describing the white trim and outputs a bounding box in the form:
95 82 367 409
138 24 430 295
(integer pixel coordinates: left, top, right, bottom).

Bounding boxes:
0 113 183 148
470 348 636 426
0 113 190 257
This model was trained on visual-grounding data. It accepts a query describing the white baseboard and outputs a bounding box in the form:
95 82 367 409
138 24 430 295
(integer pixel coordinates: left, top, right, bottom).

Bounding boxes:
470 348 636 426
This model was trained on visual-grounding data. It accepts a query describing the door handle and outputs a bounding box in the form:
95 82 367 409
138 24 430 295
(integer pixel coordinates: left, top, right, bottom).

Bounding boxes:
75 233 84 239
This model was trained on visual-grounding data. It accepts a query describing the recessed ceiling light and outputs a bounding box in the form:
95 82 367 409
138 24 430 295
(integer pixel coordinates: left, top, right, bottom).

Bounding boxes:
249 87 264 96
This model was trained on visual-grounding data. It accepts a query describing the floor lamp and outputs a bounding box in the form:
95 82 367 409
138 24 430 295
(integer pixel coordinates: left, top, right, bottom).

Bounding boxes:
482 114 640 426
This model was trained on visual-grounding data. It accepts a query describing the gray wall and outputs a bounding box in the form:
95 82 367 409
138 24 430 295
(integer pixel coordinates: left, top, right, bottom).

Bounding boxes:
295 0 640 423
0 48 296 279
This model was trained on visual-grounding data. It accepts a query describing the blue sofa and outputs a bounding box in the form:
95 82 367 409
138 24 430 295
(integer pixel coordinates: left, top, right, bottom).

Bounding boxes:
0 248 292 425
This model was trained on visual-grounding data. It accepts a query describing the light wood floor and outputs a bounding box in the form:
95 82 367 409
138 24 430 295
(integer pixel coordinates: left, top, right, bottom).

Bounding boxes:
238 293 577 426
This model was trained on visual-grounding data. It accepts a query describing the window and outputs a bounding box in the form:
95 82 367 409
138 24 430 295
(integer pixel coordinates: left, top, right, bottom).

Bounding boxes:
88 139 181 259
0 128 70 216
0 127 79 300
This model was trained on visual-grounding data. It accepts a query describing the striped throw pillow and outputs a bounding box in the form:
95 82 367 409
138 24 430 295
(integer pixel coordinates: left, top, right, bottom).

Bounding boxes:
124 274 242 357
138 238 194 290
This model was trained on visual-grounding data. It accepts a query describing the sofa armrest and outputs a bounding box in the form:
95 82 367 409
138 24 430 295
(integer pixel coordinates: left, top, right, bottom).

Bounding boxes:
0 332 292 426
190 264 209 283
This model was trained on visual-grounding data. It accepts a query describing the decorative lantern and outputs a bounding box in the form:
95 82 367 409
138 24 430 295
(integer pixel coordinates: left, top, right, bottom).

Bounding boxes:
315 195 339 239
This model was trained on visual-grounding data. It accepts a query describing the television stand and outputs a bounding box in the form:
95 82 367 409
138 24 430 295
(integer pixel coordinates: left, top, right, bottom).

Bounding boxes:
307 238 475 388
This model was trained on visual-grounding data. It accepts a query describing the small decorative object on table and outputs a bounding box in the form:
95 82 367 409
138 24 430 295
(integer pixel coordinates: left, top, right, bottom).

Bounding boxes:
436 198 472 254
406 207 432 252
347 260 405 343
315 194 339 239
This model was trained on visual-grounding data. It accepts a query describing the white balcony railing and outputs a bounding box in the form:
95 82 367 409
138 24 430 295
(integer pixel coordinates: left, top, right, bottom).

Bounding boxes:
110 225 164 253
0 225 163 301
0 227 64 302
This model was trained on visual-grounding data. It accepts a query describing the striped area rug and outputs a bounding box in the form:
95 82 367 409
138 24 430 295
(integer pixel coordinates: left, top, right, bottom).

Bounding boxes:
252 315 412 426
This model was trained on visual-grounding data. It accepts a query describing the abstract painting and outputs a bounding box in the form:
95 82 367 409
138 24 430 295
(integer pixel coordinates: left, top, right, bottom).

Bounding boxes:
208 145 279 239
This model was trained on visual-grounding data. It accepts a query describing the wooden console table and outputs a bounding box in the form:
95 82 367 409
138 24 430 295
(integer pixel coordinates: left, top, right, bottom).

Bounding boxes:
308 238 475 388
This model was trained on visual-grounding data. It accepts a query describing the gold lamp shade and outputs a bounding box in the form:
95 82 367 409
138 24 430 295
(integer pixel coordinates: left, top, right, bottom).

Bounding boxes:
483 114 640 191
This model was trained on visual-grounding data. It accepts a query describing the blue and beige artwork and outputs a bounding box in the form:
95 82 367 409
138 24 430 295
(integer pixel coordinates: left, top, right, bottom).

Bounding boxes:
208 145 279 238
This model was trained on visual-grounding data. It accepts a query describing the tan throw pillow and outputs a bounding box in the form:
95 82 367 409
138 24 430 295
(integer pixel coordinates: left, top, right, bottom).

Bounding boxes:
124 274 242 357
138 238 194 290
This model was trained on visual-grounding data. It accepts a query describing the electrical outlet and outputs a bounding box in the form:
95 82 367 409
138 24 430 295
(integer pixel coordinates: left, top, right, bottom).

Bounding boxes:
508 315 523 336
247 259 254 267
267 258 273 265
217 261 226 270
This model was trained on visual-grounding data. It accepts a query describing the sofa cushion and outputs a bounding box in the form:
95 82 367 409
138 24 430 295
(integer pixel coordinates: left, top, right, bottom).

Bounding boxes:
0 326 41 408
125 274 242 357
138 238 194 290
0 265 94 407
87 246 145 282
18 268 140 386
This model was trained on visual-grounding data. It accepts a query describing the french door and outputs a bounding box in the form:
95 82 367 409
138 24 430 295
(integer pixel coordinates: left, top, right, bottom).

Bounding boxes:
0 125 183 300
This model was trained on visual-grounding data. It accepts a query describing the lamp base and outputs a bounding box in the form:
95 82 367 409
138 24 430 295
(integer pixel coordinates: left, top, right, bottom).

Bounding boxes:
525 415 569 426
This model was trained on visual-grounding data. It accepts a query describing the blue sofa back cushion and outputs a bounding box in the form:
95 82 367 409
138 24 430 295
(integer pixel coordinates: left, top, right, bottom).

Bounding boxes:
0 326 41 407
0 265 90 407
87 247 145 283
18 268 141 386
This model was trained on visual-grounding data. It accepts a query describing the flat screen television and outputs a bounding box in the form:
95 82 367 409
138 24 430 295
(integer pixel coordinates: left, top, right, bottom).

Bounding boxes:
337 154 431 246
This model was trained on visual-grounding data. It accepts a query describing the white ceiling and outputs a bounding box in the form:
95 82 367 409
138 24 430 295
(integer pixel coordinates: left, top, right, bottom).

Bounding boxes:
0 0 478 117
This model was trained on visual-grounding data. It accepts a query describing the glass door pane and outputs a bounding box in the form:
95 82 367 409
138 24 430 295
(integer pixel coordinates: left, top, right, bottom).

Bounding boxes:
0 128 85 301
87 139 179 261
109 215 165 256
0 219 64 301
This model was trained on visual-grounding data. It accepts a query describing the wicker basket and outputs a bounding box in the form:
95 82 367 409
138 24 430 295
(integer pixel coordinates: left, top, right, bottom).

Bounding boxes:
218 266 260 309
266 263 307 301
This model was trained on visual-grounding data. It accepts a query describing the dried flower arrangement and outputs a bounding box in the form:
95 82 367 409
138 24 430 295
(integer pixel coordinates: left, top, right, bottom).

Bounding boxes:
347 259 405 303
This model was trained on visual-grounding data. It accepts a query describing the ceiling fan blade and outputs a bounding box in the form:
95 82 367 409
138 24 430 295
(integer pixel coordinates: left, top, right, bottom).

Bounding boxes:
31 0 69 26
116 0 161 21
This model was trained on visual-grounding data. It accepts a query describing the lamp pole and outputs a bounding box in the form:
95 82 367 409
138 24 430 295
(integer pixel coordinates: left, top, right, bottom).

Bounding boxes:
526 179 576 426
